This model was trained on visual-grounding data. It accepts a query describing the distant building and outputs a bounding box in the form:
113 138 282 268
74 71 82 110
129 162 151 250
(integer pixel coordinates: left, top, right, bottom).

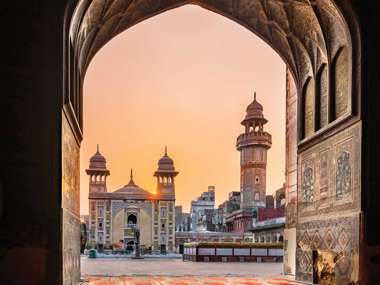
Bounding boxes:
190 186 215 231
175 205 191 232
181 93 285 240
274 184 285 208
213 191 240 232
80 215 89 253
250 207 285 243
201 208 216 232
80 214 89 228
266 195 275 209
226 191 241 213
212 203 226 232
87 146 178 252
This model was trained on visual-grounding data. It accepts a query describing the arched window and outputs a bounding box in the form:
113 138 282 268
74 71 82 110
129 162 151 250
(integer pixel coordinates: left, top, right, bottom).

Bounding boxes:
316 64 328 129
302 77 315 138
127 214 137 226
332 47 350 120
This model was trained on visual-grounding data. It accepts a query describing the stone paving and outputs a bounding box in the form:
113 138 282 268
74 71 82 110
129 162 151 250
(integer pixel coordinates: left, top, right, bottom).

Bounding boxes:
83 276 298 285
81 257 283 277
81 257 297 285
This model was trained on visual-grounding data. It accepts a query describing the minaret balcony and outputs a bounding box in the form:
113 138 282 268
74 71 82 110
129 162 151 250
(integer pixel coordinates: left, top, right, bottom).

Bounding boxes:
236 131 272 149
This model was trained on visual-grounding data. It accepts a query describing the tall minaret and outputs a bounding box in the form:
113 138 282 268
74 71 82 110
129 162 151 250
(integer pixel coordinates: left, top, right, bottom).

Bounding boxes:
237 92 272 210
86 144 110 193
154 146 178 197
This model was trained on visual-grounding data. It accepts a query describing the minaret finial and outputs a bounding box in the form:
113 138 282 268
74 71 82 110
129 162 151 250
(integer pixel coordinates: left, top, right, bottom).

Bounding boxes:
254 91 257 101
165 146 167 155
130 169 133 181
96 144 99 153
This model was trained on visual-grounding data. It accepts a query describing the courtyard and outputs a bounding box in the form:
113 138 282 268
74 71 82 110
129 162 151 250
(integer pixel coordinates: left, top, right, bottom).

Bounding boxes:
81 257 297 284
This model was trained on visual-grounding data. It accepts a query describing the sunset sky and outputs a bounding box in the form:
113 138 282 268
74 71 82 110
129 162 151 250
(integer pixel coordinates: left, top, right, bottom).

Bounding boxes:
80 5 286 214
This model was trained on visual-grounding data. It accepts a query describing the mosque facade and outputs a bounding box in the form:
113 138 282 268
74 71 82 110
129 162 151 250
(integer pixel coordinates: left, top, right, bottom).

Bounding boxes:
87 147 178 252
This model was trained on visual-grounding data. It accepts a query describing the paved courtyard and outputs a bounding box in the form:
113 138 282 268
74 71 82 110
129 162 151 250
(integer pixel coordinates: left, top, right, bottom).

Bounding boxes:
81 257 297 285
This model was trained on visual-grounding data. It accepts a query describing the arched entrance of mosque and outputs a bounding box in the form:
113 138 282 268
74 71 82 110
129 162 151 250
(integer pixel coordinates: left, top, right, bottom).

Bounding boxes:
62 1 361 284
127 214 137 227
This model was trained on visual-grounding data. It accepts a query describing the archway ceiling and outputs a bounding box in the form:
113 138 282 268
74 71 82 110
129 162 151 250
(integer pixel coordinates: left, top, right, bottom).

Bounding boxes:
70 0 350 87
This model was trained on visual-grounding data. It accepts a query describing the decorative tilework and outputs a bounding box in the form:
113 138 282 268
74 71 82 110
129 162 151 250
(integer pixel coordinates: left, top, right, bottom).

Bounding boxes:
112 201 152 216
319 151 329 194
297 122 360 219
323 229 336 250
336 151 352 200
296 215 359 283
312 231 323 249
302 167 314 202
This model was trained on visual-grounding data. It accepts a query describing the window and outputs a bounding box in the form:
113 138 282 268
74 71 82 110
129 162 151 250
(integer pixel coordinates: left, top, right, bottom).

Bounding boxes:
255 176 260 184
98 206 104 217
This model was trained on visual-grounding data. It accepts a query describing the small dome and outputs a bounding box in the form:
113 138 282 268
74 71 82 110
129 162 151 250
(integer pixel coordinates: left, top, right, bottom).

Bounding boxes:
246 92 263 118
157 147 175 171
89 145 107 169
241 92 267 125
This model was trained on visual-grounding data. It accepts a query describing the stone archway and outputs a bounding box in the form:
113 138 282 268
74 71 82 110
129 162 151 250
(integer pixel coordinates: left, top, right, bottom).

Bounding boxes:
61 1 362 284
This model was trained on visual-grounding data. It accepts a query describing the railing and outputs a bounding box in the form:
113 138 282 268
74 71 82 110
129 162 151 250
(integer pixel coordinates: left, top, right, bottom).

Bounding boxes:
236 132 272 147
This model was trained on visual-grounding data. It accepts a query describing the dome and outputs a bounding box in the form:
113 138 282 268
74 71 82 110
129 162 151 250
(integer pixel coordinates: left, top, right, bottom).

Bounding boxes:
246 92 263 117
242 92 267 124
89 145 107 169
114 169 151 196
157 147 175 171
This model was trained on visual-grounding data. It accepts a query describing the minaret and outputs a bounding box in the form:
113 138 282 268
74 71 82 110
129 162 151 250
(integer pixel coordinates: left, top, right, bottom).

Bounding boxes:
237 92 272 210
154 146 178 197
86 144 110 193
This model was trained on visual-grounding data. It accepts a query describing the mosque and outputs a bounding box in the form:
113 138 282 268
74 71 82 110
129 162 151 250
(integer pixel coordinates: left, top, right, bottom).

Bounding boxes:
86 147 178 252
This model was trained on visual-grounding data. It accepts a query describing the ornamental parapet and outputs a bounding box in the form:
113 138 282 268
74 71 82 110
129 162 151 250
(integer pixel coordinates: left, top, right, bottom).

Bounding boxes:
236 131 272 150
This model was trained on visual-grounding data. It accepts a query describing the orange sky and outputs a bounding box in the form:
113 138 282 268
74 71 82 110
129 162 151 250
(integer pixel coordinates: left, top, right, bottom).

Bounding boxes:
80 5 286 214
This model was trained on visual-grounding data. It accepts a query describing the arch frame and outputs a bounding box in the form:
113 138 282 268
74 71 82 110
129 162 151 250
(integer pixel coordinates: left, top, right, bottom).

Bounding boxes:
64 0 362 153
61 0 363 284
